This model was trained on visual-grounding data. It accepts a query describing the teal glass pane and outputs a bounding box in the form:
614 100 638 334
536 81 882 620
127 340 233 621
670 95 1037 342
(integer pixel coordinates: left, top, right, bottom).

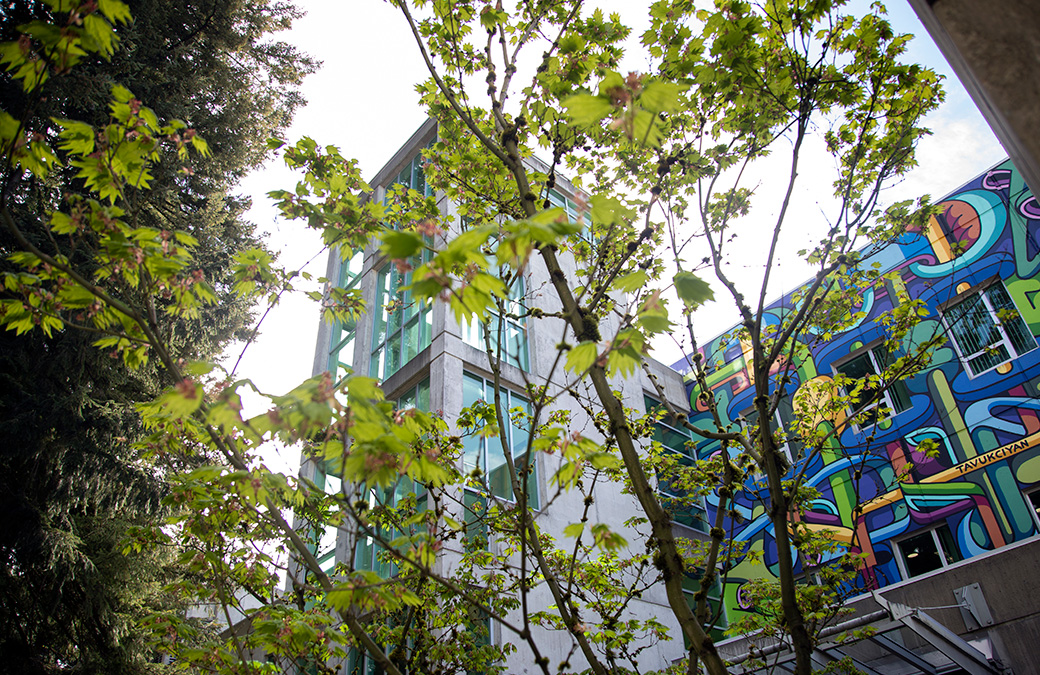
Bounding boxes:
487 453 511 500
518 451 539 510
329 331 355 374
508 393 531 456
404 316 421 363
369 349 383 380
399 388 416 411
416 378 430 412
658 425 692 455
463 372 485 406
463 490 488 550
318 524 337 557
340 250 364 288
387 298 403 334
355 533 373 571
463 274 528 371
648 397 705 530
386 333 401 376
413 156 427 196
373 269 390 346
462 374 485 472
504 321 528 370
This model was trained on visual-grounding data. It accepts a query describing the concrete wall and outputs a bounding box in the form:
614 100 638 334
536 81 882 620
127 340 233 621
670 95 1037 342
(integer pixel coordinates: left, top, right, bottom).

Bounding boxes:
854 537 1040 671
909 0 1040 196
310 121 701 673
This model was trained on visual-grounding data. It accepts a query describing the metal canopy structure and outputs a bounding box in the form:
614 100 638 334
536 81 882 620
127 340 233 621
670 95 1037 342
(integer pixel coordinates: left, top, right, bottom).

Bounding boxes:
719 593 1006 675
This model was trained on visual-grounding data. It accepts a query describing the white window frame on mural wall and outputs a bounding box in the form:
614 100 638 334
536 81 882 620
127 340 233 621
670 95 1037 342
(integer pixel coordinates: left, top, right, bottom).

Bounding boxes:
740 405 795 466
1025 489 1040 534
832 342 912 430
894 523 963 579
939 278 1037 378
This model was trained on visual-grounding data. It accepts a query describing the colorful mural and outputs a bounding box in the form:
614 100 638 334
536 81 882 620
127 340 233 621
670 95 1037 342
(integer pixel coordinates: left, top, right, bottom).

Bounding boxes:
672 159 1040 623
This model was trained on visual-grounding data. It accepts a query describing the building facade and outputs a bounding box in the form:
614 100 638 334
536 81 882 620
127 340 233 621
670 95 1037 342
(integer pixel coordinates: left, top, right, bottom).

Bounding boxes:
303 117 1040 672
303 120 701 673
678 159 1040 670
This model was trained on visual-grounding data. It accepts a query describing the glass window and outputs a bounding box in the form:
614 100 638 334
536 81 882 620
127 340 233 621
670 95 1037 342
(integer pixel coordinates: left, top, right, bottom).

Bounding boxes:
547 188 579 223
371 255 433 381
834 344 911 428
353 479 428 577
382 148 434 232
897 523 962 578
547 187 596 245
345 647 383 675
741 398 803 468
389 151 432 199
328 250 365 375
461 372 539 508
465 609 493 675
942 281 1036 377
645 396 708 532
463 491 489 551
397 377 431 413
462 273 529 371
1026 490 1040 533
682 571 727 644
317 472 342 558
353 380 430 576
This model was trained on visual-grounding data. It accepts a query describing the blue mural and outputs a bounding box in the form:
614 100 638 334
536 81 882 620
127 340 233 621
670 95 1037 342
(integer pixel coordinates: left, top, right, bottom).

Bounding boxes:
672 160 1040 619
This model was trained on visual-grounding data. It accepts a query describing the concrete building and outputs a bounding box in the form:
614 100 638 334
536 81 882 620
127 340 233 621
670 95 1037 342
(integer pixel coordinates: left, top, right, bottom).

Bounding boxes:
907 0 1040 197
303 117 1039 673
682 158 1040 672
301 119 702 674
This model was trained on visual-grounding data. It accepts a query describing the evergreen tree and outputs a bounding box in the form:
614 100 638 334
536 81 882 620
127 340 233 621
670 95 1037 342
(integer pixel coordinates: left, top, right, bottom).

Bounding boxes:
0 1 315 671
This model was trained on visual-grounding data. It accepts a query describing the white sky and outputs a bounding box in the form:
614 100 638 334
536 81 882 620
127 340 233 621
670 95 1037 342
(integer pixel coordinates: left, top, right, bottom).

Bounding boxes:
229 1 1005 473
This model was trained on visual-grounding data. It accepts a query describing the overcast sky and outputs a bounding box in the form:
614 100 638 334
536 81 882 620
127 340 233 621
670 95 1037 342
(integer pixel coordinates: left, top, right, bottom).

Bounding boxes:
229 1 1006 472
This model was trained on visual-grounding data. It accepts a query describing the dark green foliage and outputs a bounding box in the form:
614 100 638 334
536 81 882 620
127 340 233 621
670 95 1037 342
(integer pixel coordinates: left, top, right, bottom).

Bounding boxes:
0 0 315 671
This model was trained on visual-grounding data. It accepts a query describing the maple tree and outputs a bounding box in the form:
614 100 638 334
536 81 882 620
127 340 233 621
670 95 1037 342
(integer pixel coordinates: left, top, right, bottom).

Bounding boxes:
0 1 944 674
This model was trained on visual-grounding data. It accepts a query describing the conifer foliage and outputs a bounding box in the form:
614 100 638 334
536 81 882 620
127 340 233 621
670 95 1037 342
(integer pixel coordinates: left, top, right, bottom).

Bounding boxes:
0 1 313 672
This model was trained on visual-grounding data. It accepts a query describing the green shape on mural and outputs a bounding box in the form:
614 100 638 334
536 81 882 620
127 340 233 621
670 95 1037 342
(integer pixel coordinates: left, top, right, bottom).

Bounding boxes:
1014 454 1040 484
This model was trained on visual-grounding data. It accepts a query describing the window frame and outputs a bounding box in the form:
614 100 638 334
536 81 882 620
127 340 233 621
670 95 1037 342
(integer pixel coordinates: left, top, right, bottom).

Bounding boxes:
327 249 365 375
353 379 431 575
832 342 912 430
894 523 963 579
645 395 709 533
546 188 580 223
939 277 1037 378
681 571 728 644
461 270 530 371
370 252 433 381
546 186 599 248
1025 488 1040 534
739 404 796 467
461 372 539 508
